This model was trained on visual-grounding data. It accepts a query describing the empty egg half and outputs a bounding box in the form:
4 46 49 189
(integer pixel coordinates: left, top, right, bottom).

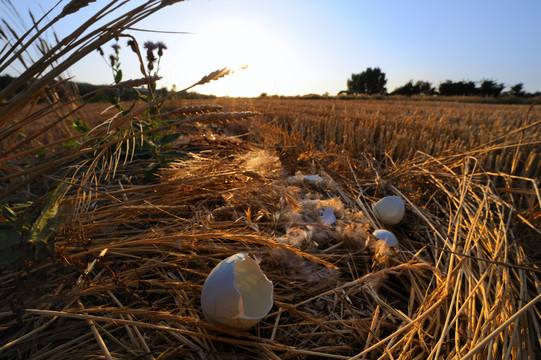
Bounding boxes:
201 253 273 329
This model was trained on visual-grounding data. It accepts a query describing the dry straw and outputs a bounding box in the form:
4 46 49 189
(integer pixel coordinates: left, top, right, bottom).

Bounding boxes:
0 1 540 359
1 118 540 358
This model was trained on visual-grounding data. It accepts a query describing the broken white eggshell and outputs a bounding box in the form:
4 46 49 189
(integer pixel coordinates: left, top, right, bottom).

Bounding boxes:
201 253 273 329
319 206 337 226
373 229 399 248
372 196 405 226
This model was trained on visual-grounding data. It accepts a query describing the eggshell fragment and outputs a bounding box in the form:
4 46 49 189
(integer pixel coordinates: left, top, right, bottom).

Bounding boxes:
373 229 399 248
201 253 273 329
303 175 324 188
320 206 337 226
372 196 405 226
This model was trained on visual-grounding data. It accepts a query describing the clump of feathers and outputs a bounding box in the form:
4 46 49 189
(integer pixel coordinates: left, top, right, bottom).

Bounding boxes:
271 173 372 283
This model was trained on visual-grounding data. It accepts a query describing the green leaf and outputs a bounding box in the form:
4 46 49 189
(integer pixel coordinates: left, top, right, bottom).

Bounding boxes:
121 101 136 116
114 69 123 84
61 140 80 149
133 88 148 102
71 118 91 133
27 184 69 259
142 139 157 150
158 133 181 146
113 101 126 113
1 204 18 223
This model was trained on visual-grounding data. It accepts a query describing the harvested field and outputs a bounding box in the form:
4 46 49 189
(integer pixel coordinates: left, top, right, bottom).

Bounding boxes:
170 98 541 179
1 97 540 359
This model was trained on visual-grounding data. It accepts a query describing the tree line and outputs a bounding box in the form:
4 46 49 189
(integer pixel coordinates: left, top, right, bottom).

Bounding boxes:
345 67 535 98
2 71 535 100
0 74 214 102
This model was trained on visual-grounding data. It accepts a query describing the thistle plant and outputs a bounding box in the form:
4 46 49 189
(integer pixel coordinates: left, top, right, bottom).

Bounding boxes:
144 40 167 74
137 40 189 174
98 39 125 110
98 37 183 173
140 40 168 125
109 41 123 84
89 35 248 177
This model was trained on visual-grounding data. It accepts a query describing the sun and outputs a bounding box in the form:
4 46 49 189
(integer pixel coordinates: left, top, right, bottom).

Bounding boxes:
190 18 297 97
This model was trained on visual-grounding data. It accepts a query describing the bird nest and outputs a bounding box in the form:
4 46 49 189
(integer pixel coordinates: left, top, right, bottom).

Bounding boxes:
1 121 540 359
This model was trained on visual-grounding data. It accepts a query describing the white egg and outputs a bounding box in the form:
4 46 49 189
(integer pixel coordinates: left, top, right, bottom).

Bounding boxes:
373 229 399 248
372 196 405 225
201 253 273 329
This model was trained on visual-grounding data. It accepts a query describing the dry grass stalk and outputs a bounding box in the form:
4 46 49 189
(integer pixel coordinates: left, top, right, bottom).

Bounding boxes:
59 0 98 18
1 118 539 358
109 75 162 89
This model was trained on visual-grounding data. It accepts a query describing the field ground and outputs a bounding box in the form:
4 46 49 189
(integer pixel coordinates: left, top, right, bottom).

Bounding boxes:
173 97 541 177
1 96 540 359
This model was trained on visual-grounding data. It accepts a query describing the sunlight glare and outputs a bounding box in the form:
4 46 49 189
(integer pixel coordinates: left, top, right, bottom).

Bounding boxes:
191 18 297 97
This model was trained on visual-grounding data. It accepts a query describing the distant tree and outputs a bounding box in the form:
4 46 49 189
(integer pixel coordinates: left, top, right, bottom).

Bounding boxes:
438 80 477 96
392 80 415 96
414 80 435 95
510 83 525 97
460 81 477 95
393 80 435 96
347 67 387 95
479 79 504 97
438 80 456 96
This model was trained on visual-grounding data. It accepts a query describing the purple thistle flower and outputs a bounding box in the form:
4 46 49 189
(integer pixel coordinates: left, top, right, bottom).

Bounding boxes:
143 41 158 51
156 41 167 51
156 41 167 57
111 43 121 52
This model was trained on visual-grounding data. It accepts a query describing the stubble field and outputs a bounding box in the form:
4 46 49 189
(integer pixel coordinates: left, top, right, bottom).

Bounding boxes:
1 95 540 359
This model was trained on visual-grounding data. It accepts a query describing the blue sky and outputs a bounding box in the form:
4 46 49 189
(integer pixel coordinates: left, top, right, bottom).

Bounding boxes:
5 0 541 96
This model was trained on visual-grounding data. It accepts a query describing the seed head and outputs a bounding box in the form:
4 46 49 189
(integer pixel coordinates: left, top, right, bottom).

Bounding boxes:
127 40 137 53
